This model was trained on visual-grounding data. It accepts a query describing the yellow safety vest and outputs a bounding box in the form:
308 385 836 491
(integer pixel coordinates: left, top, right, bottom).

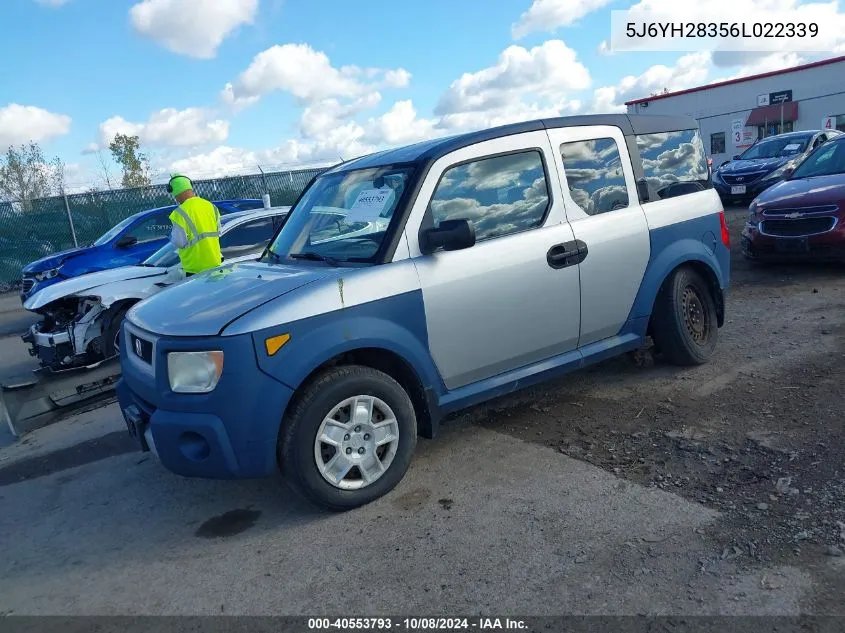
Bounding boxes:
169 197 222 274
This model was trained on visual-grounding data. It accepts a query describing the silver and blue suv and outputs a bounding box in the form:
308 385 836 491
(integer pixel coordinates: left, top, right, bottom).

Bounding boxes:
116 114 731 510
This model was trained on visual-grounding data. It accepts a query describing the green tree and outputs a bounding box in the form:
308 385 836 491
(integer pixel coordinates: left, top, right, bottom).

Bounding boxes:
0 142 65 208
109 133 151 188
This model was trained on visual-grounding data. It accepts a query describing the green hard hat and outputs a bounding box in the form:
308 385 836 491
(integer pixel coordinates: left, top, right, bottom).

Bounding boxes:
168 174 193 197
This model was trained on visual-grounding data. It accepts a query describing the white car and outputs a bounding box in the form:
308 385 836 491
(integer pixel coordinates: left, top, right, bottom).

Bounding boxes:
22 207 291 371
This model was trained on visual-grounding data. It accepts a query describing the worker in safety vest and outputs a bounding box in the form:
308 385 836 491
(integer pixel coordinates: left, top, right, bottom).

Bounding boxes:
166 174 222 276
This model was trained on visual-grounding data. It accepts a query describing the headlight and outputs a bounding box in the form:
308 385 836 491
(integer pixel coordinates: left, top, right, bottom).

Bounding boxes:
34 268 59 282
167 351 224 393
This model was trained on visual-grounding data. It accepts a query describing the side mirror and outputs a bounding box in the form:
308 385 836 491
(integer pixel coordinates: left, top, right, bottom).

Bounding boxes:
116 235 138 248
420 219 475 254
732 155 741 160
782 166 795 180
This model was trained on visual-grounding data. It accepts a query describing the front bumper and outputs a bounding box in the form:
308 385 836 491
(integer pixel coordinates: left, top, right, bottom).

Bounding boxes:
23 323 74 366
116 320 294 480
741 217 845 261
713 179 777 205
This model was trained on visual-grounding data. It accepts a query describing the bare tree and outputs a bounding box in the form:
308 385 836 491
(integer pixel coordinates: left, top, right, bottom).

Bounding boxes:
0 142 65 209
95 149 115 190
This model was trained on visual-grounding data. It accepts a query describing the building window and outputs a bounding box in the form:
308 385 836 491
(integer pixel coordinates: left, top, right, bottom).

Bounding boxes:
429 150 550 241
833 114 845 133
710 132 726 155
758 121 794 138
559 138 629 216
636 129 710 201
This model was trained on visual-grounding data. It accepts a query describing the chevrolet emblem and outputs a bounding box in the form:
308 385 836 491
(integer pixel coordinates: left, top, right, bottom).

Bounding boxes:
785 212 802 219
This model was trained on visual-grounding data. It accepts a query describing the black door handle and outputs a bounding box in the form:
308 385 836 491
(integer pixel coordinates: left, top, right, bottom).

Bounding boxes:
547 240 588 269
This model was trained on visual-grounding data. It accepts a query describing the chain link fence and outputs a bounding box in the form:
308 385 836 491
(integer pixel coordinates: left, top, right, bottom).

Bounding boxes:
0 165 331 291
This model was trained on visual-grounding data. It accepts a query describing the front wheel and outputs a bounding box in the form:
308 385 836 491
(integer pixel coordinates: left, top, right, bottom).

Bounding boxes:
102 304 132 359
280 366 417 511
650 267 719 366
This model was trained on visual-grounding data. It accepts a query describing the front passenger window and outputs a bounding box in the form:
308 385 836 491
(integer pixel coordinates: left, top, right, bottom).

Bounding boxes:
429 150 550 241
220 217 277 260
560 138 629 215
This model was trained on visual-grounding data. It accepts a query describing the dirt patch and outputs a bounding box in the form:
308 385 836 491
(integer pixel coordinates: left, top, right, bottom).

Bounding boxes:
462 208 845 612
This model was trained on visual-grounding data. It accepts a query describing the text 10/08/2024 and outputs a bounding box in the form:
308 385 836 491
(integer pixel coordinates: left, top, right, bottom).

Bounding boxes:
307 617 528 630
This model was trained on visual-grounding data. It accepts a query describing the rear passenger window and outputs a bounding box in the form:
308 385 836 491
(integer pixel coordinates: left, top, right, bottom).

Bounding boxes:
636 129 709 200
559 138 629 215
429 150 550 241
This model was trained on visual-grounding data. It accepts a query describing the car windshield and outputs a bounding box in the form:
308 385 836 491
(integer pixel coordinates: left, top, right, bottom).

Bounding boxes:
265 166 413 264
791 140 845 179
92 214 138 246
740 135 812 160
143 242 180 268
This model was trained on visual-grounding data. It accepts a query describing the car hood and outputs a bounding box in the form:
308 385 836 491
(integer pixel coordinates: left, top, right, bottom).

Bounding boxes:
127 261 336 337
755 174 845 209
22 245 99 273
24 266 167 311
719 156 792 176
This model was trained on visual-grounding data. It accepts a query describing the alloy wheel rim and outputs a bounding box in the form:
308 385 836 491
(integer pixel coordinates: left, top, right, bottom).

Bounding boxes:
314 395 400 490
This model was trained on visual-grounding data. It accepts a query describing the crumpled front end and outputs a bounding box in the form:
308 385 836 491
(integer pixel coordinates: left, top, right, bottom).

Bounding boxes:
23 297 109 370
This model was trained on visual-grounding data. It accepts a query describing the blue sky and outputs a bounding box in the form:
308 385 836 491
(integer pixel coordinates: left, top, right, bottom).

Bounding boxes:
1 0 841 190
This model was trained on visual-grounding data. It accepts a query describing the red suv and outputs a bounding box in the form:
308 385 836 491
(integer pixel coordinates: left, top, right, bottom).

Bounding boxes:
742 135 845 261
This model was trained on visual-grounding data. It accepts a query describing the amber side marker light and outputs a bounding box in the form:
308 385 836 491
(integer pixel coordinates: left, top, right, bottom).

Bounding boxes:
265 333 291 356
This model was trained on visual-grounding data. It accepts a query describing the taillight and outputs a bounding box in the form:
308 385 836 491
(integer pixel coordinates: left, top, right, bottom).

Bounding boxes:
719 210 730 247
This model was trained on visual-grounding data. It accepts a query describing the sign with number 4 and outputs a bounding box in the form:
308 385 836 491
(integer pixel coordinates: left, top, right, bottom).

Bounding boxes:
822 116 834 130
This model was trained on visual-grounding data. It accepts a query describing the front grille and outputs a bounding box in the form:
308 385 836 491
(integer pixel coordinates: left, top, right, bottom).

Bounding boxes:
22 278 35 293
763 204 839 217
130 333 153 364
760 217 836 237
722 172 767 185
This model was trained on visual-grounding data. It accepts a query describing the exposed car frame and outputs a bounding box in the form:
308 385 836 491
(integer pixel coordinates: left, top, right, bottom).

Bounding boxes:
22 207 291 372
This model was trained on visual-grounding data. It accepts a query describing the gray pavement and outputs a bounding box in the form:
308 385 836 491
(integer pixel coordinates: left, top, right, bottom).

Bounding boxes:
0 292 36 339
0 421 809 616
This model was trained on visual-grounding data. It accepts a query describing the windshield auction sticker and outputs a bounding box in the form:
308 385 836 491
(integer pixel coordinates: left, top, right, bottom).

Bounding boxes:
347 188 395 223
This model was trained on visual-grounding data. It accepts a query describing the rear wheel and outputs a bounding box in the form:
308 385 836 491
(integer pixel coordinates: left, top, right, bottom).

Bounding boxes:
280 365 417 511
650 267 718 366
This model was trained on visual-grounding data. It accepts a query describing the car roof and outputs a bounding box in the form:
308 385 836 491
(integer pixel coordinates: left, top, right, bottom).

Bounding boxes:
324 114 697 174
757 130 819 140
220 206 290 226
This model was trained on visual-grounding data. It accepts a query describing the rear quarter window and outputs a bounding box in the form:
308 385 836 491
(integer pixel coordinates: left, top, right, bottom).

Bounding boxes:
636 129 710 201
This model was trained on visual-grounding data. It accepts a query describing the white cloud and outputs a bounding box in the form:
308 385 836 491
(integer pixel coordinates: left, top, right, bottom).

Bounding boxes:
224 44 410 110
130 0 258 59
435 40 590 115
512 0 614 39
588 52 711 111
95 107 229 150
299 94 382 139
365 100 438 146
716 51 806 80
0 104 71 149
382 68 412 89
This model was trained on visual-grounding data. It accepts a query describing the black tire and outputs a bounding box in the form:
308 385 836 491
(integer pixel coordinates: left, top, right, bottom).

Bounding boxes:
103 304 132 359
280 365 417 511
650 267 718 366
